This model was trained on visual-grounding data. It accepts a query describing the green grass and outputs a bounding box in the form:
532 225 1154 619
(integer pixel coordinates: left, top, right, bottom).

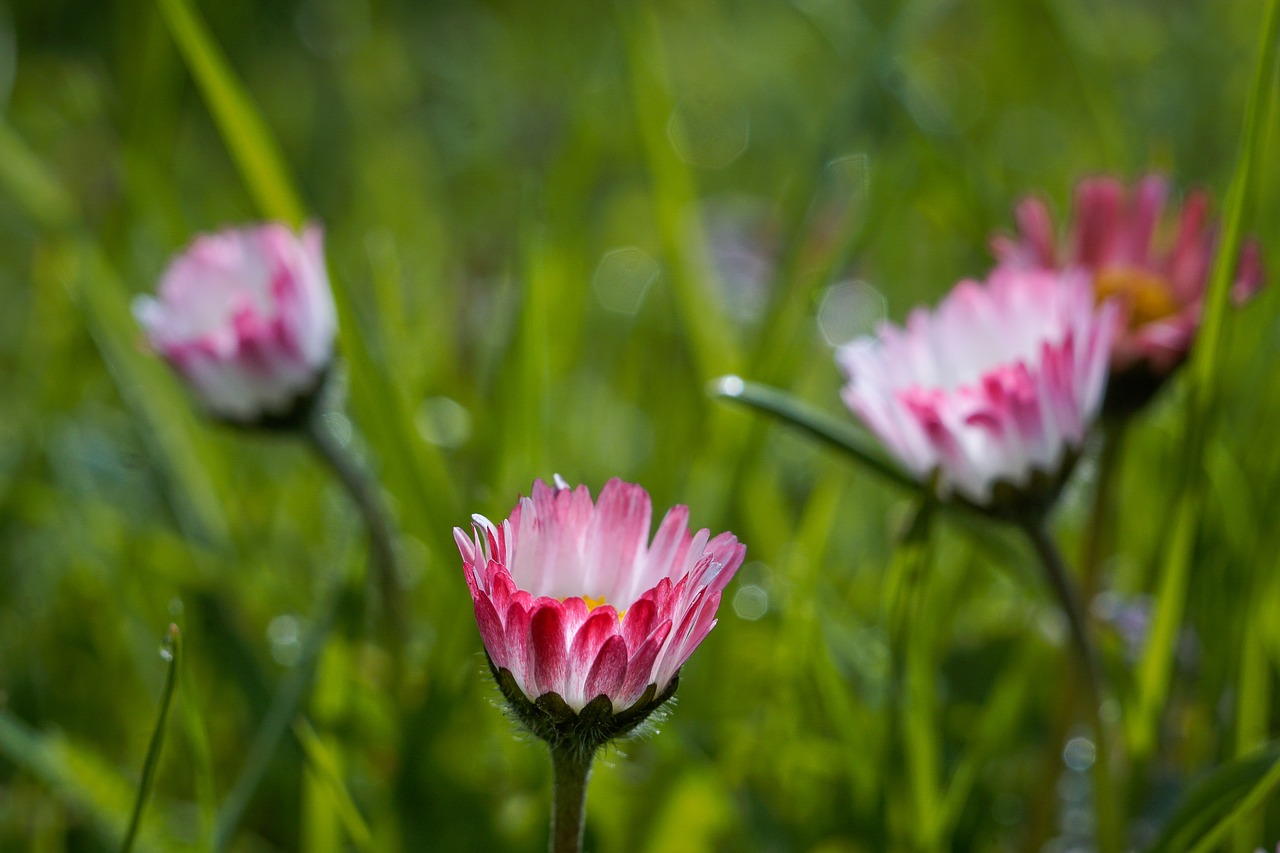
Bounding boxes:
1 0 1279 850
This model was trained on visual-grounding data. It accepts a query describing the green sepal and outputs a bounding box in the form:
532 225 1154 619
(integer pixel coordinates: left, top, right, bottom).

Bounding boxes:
489 657 679 762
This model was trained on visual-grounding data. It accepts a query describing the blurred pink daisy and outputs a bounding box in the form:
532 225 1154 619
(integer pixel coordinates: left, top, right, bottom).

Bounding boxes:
992 174 1263 411
836 268 1118 511
455 477 745 745
135 223 337 424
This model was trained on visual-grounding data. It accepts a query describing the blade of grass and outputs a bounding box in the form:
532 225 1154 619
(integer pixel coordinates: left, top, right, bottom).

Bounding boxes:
293 719 376 853
153 0 460 549
615 4 740 384
938 642 1044 836
154 0 304 225
0 712 166 853
121 625 181 853
1130 0 1280 759
1148 742 1280 853
0 119 234 551
886 499 944 849
712 376 918 491
213 578 350 851
0 118 76 231
178 654 217 853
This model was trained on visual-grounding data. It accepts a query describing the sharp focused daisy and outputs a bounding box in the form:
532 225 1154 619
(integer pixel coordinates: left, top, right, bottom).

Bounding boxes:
456 477 744 727
134 223 337 425
456 477 745 852
991 174 1264 412
836 267 1118 512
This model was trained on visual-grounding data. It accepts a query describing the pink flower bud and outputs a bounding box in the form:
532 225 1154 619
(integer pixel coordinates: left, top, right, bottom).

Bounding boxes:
837 268 1117 511
134 223 337 424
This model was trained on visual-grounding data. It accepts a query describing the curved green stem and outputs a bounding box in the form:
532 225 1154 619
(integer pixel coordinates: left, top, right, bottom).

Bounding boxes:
549 746 595 853
304 411 407 657
1024 522 1122 853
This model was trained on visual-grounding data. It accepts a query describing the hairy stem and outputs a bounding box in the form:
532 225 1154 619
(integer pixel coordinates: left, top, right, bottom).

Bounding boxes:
304 412 407 658
549 746 595 853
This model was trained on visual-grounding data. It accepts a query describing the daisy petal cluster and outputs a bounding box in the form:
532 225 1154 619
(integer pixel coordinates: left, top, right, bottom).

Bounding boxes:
992 174 1263 410
455 478 744 745
837 267 1118 510
134 223 337 424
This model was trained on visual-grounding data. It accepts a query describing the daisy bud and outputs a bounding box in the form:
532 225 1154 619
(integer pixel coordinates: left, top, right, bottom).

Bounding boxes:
837 268 1118 517
134 223 338 427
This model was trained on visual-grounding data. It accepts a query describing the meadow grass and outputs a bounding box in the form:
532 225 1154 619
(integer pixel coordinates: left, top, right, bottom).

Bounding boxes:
1 0 1279 850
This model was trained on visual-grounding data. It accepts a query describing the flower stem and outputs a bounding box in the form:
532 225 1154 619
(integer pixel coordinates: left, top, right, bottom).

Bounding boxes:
1024 522 1122 853
303 411 407 660
1080 421 1125 600
549 746 595 853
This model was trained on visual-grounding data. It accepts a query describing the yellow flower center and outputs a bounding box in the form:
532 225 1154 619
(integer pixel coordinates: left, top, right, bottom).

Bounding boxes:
1094 266 1179 329
579 595 625 619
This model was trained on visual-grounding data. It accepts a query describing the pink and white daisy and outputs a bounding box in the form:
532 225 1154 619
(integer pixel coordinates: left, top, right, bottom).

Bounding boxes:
992 174 1263 392
836 268 1118 509
455 478 745 719
134 223 337 423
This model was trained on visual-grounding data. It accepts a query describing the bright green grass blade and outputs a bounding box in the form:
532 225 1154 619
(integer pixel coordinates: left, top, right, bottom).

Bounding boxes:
712 376 918 491
0 119 233 550
293 720 376 853
153 0 459 546
886 500 944 848
121 625 181 853
938 642 1044 837
154 0 304 225
1148 741 1280 853
617 5 740 385
1131 0 1280 759
212 579 349 851
0 712 169 853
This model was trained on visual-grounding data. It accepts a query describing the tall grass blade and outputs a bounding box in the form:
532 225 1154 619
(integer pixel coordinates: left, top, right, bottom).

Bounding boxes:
1131 0 1280 758
1149 741 1280 853
154 0 304 225
121 625 182 853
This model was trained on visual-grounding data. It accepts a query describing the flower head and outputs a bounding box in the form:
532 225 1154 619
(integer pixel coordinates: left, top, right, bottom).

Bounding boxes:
836 268 1118 513
455 478 745 752
992 175 1264 412
134 223 338 425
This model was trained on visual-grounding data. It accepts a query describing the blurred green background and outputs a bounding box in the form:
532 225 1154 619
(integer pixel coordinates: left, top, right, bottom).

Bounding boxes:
2 0 1279 850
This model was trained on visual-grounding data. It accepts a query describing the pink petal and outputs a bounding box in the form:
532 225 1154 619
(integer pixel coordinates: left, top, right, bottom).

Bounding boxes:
530 600 570 697
583 636 629 703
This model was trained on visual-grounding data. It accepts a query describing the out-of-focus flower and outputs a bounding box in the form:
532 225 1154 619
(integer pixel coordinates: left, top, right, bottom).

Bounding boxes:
455 477 745 751
836 268 1118 512
992 175 1264 413
134 223 337 425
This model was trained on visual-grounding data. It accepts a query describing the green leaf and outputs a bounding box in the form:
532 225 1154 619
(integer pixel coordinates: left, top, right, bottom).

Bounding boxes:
1130 0 1280 760
1149 741 1280 853
711 375 918 491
